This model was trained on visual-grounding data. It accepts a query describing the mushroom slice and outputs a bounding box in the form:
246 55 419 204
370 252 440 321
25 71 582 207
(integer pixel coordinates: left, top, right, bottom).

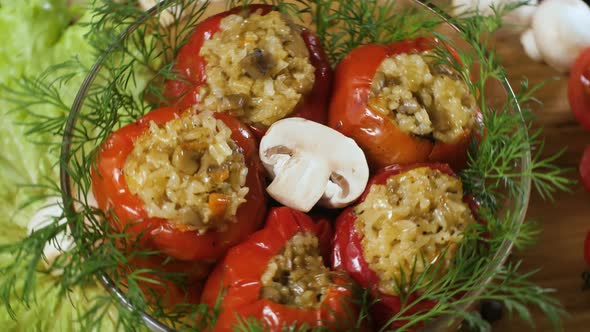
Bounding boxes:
259 118 369 212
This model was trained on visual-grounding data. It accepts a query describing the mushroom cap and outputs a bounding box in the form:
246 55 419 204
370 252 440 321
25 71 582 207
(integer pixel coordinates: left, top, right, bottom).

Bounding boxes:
521 29 542 62
530 0 590 72
259 117 369 211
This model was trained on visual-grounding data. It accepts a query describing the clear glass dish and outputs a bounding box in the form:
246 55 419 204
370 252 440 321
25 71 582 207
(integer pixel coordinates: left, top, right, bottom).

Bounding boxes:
60 1 531 331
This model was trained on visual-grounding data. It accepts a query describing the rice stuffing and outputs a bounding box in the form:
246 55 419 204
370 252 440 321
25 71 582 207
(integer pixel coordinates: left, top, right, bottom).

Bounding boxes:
124 110 248 234
354 167 475 295
368 51 476 142
260 232 331 308
197 10 316 127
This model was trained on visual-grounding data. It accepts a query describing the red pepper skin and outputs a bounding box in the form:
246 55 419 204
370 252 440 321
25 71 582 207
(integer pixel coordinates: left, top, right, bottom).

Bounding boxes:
202 207 356 332
328 38 473 171
164 5 332 136
120 253 207 307
332 163 474 329
568 47 590 131
91 107 267 262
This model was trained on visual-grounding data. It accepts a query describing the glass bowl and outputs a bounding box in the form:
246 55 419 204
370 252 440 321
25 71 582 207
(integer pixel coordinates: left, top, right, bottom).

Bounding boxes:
60 0 531 331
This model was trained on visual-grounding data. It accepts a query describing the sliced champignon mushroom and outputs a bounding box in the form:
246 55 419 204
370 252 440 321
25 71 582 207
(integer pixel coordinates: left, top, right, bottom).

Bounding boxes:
221 93 249 111
172 146 201 174
284 26 310 58
259 118 370 212
240 48 277 79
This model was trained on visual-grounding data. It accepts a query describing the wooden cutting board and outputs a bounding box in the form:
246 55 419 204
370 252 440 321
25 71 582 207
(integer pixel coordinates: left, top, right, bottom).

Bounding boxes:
490 31 590 331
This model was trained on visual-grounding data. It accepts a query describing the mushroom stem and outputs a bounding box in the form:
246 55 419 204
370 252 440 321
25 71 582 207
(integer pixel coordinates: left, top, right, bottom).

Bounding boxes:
267 157 331 212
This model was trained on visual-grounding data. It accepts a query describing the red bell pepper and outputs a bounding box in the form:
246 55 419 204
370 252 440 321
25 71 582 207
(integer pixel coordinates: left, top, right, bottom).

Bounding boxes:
201 207 359 332
332 163 477 329
91 107 267 262
164 4 332 137
119 252 207 307
328 38 475 171
568 47 590 131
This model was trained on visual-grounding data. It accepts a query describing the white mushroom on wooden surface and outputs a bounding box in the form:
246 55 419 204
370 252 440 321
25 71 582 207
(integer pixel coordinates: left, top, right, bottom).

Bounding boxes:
520 0 590 72
259 118 369 212
27 197 75 276
451 0 538 28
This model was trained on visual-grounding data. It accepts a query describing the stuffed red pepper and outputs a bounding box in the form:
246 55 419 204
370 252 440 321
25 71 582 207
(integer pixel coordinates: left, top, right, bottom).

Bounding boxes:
165 5 332 136
332 163 478 329
91 107 267 263
329 38 478 170
202 207 358 332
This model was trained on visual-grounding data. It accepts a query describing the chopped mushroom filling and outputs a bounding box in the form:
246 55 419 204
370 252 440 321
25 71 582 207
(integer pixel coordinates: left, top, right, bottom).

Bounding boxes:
124 111 248 233
260 232 331 308
368 52 476 142
354 167 475 295
198 10 316 127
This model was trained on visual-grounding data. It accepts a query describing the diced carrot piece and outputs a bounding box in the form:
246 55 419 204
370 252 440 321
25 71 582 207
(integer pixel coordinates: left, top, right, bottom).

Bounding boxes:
209 193 230 218
211 168 230 183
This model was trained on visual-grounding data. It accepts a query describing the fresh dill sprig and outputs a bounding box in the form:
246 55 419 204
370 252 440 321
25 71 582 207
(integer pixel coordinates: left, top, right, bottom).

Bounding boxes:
312 0 442 66
0 0 572 331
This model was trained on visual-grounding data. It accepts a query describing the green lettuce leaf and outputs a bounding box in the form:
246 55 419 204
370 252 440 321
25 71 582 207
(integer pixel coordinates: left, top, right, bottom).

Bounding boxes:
0 0 89 227
0 1 115 330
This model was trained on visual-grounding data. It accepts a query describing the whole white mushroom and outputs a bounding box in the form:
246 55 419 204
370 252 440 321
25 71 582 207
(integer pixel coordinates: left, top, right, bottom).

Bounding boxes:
452 0 538 28
520 0 590 72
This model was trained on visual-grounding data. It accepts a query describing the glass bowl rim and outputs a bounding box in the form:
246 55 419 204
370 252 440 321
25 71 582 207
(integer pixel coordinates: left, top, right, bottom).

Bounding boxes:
59 1 532 331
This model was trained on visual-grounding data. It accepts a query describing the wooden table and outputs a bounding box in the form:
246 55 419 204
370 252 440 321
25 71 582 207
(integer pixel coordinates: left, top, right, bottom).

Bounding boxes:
489 32 590 331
